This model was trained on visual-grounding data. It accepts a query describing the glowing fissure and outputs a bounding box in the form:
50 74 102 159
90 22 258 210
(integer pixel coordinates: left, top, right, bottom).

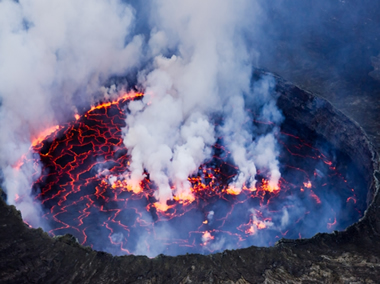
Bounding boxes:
14 93 364 257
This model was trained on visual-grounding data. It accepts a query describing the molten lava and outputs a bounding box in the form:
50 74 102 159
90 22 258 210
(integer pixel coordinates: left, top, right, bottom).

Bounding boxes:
17 91 365 256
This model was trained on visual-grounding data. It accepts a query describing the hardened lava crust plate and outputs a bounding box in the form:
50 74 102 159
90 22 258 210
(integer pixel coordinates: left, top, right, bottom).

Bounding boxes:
0 71 379 284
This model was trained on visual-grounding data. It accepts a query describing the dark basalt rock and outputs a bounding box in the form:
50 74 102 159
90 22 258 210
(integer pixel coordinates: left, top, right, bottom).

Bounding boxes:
369 55 380 82
0 71 379 284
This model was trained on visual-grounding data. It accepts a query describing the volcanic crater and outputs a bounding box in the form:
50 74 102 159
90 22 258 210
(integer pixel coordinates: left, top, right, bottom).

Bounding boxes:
1 70 379 283
21 71 368 257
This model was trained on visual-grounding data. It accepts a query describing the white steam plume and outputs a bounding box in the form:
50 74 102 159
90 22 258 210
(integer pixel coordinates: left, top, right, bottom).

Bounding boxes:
220 75 283 192
0 0 142 227
123 0 283 204
1 0 283 236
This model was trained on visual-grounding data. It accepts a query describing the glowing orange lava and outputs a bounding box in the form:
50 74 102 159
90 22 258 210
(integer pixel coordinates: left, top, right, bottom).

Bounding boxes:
31 125 61 147
13 90 365 256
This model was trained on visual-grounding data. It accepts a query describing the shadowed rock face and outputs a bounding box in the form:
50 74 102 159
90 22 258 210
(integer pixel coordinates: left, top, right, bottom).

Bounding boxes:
0 70 379 284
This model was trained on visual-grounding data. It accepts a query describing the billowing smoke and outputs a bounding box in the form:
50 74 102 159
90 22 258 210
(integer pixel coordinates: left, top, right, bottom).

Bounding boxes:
122 0 282 205
0 0 143 227
1 0 367 258
0 0 285 253
0 0 283 245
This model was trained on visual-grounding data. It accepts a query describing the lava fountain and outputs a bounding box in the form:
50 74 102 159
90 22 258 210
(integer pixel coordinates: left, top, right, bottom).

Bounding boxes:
15 77 367 257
